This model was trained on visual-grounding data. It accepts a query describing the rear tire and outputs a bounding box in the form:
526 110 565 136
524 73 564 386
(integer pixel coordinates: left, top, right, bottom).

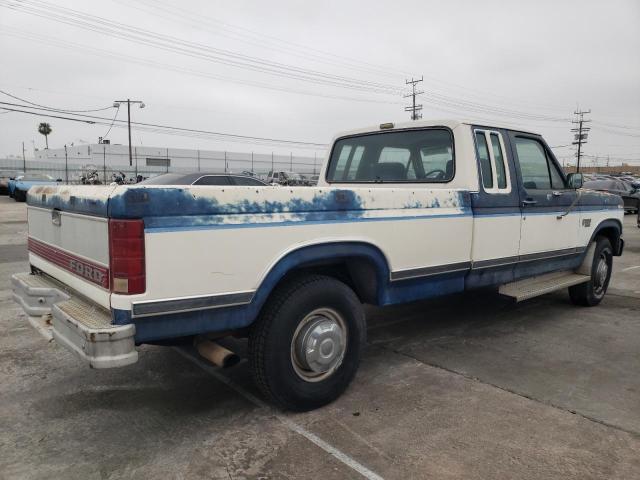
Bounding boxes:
14 190 26 202
569 237 613 306
249 274 365 411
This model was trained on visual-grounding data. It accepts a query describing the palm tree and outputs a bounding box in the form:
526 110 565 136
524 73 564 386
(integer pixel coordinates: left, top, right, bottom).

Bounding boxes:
38 122 52 149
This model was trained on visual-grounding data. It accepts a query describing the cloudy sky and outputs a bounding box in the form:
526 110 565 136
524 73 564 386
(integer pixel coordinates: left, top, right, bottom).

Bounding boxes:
1 0 639 166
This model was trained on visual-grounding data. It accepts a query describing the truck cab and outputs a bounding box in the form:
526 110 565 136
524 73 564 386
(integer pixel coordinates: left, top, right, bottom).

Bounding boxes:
13 120 624 411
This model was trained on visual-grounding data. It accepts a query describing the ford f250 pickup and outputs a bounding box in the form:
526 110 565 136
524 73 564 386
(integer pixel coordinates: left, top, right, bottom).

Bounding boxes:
12 120 624 411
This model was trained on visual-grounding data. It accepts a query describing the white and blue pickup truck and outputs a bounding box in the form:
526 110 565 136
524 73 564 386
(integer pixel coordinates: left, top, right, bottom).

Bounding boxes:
12 120 625 411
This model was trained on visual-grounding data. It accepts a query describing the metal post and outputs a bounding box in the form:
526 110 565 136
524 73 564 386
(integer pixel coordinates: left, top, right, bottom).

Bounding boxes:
134 146 138 179
290 152 293 171
103 146 106 184
224 151 227 172
64 144 68 184
251 151 254 172
314 152 316 175
271 152 274 172
197 149 200 171
22 142 26 172
166 147 169 173
127 99 132 167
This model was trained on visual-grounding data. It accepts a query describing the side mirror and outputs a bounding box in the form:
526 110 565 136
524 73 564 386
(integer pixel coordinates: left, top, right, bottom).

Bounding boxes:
567 172 583 189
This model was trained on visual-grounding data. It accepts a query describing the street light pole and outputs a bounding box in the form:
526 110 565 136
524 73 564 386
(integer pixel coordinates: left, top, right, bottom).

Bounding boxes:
113 99 145 167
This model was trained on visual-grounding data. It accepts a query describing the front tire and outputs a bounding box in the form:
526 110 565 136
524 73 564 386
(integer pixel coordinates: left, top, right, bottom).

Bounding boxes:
249 275 365 411
569 237 613 306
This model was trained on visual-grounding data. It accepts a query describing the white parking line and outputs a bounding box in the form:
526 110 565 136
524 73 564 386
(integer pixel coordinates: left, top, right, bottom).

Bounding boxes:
174 348 385 480
621 265 640 272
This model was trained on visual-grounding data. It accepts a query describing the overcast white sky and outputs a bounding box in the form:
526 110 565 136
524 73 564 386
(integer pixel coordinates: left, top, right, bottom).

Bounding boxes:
1 0 639 166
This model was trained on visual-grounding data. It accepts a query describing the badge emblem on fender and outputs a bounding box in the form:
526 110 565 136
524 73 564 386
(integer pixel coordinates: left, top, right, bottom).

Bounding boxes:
582 218 591 227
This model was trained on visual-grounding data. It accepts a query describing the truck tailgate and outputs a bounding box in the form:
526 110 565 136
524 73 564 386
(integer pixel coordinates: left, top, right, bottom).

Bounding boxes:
26 185 117 308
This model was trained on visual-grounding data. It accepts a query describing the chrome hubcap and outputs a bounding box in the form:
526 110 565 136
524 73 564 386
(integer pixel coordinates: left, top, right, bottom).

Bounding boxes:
593 253 609 296
291 308 347 382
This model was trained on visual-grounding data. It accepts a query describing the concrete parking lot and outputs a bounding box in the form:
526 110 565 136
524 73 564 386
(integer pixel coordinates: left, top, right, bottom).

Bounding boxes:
1 195 639 480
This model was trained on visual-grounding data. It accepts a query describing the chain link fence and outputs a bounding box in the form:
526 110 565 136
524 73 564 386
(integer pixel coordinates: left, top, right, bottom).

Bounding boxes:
0 147 324 184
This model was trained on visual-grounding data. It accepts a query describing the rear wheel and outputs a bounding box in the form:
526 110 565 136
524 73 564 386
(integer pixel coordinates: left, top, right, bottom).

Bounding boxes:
569 237 613 306
249 275 365 411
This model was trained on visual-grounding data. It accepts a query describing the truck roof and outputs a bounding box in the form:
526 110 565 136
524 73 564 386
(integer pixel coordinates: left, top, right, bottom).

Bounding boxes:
333 119 540 139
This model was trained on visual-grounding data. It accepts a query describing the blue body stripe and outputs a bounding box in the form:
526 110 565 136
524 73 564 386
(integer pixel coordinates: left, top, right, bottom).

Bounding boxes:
144 210 472 233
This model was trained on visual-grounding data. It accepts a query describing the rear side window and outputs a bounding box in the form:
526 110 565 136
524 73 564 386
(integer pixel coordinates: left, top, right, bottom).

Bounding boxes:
475 132 493 189
194 176 231 186
474 130 510 193
326 129 454 183
490 133 507 189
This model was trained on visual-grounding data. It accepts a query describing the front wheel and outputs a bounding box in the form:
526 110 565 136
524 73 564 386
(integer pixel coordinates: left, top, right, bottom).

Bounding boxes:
249 275 365 411
569 237 613 306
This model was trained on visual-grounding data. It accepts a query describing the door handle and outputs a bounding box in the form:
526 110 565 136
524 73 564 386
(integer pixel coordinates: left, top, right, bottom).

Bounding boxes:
522 199 537 206
552 190 563 197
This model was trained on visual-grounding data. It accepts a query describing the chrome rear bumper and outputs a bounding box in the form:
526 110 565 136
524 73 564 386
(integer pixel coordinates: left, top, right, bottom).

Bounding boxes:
12 272 138 368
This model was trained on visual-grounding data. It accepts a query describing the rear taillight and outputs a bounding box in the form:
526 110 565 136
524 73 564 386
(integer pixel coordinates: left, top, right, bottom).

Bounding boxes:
109 219 145 294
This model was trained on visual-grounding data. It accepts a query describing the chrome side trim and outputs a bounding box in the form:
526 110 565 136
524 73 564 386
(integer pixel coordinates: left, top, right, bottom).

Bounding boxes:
390 261 472 281
131 291 255 318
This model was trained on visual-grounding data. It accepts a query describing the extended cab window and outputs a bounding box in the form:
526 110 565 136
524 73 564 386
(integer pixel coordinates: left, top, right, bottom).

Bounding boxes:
474 129 510 192
515 137 565 190
326 129 454 183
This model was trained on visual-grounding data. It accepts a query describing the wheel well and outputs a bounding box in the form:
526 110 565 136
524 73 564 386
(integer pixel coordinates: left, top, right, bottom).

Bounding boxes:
594 225 622 255
279 257 381 305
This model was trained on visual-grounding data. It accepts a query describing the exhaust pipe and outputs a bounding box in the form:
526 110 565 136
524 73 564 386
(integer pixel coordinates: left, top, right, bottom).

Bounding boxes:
194 337 240 368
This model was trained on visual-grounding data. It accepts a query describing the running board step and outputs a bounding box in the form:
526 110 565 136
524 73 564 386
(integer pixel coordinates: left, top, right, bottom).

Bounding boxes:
499 271 590 302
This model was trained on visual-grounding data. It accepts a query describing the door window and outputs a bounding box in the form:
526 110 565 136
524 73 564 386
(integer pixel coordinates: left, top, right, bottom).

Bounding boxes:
514 137 566 190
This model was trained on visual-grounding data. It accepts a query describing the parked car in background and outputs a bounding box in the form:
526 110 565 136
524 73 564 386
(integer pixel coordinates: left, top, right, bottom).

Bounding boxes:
9 174 61 202
266 170 306 185
583 179 640 213
0 171 24 195
140 172 268 186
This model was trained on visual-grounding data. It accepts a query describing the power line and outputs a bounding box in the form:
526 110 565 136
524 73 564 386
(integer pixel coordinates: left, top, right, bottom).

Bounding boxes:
118 0 412 81
0 88 114 112
0 101 329 148
0 27 403 107
0 0 408 96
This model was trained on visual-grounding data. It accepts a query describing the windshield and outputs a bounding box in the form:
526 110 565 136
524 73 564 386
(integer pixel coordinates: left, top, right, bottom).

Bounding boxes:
326 129 454 183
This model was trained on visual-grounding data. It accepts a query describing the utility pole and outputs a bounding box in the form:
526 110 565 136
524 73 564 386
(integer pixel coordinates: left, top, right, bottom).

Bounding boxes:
571 109 591 172
113 99 145 166
22 142 26 172
64 144 68 184
404 77 424 120
290 152 293 171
